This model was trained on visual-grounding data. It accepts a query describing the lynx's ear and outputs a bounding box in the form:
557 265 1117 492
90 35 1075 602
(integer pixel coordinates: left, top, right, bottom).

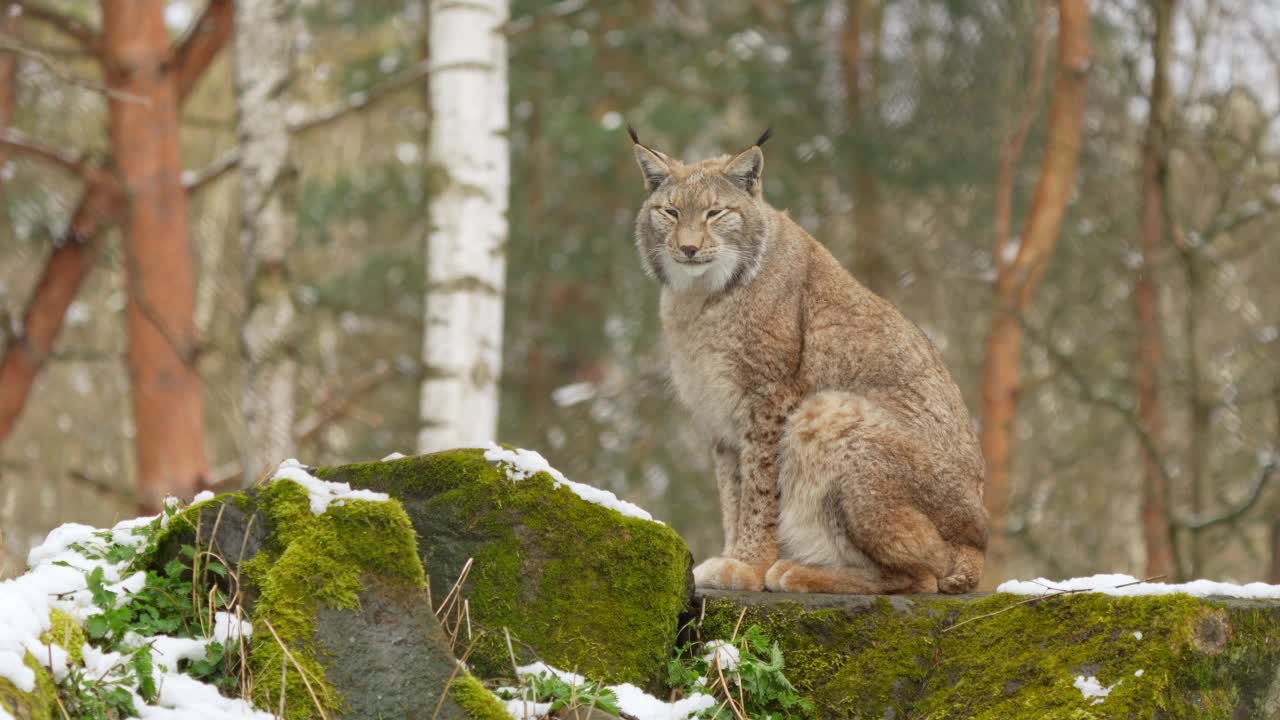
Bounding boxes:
630 127 674 192
724 129 770 195
723 146 763 194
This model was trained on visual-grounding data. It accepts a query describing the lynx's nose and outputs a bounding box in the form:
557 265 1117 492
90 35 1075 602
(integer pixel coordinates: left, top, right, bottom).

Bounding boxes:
680 245 699 258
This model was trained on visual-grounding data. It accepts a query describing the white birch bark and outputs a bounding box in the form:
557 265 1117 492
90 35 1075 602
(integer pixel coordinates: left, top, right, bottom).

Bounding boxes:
234 0 297 483
418 0 509 452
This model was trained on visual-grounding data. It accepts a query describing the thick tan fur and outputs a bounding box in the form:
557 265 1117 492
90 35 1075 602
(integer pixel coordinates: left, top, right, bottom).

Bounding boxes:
631 132 987 594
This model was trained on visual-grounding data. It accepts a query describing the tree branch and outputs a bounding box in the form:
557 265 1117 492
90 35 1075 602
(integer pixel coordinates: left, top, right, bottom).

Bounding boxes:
1176 462 1277 531
0 127 112 184
10 1 100 53
0 32 145 102
186 58 434 193
172 0 233 100
502 0 588 36
1019 316 1176 491
204 361 397 490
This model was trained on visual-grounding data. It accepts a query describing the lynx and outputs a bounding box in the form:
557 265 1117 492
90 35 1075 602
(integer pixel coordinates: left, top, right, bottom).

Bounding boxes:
631 128 987 594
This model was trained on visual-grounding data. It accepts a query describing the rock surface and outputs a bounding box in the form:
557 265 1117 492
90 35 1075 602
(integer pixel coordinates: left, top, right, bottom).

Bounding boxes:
162 476 506 719
318 449 694 690
695 589 1280 719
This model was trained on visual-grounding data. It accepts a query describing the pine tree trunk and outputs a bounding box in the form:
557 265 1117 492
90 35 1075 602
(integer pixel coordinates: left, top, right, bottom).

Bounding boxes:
980 0 1090 585
102 0 208 511
418 0 510 452
842 0 889 297
1135 0 1175 579
235 0 298 483
0 0 232 449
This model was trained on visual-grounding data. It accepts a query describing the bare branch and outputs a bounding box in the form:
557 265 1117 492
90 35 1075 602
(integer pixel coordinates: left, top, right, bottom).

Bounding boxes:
186 59 434 193
295 361 395 444
1019 317 1176 491
0 127 113 185
1177 462 1277 531
9 1 100 52
204 361 397 490
502 0 587 36
172 0 233 100
0 32 146 102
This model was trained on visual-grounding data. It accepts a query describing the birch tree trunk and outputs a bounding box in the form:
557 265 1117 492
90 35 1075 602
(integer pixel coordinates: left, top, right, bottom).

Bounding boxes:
1135 0 1175 579
418 0 509 452
102 0 208 511
235 0 298 483
0 1 17 191
979 0 1089 585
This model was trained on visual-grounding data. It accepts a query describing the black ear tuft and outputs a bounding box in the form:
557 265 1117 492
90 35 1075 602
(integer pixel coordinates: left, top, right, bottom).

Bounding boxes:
628 125 641 145
755 127 774 147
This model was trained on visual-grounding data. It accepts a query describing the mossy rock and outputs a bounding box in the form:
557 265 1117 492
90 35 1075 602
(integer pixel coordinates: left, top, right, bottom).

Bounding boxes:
0 652 56 720
1 607 85 720
696 590 1280 719
162 478 503 719
315 449 693 690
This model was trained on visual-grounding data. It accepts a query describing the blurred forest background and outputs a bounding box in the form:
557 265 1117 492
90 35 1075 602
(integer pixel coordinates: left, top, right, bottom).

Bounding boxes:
0 0 1277 589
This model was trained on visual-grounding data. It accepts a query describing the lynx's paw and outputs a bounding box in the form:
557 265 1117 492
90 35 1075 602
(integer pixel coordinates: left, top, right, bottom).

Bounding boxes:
764 559 797 591
693 557 767 591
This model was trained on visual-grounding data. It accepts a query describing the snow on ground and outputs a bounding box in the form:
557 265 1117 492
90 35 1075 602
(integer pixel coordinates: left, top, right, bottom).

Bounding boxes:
1073 674 1117 705
272 458 389 514
997 573 1280 598
701 639 740 672
483 443 660 523
503 662 717 720
0 505 270 720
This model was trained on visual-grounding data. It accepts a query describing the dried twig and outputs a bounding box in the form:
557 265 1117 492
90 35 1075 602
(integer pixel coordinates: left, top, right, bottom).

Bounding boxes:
943 574 1167 633
430 637 478 720
263 619 332 720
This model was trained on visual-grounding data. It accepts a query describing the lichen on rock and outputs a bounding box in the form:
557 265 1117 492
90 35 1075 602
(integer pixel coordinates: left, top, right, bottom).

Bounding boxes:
316 449 694 690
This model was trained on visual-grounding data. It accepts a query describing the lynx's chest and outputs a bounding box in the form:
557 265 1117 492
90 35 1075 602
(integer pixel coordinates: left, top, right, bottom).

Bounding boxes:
660 295 750 442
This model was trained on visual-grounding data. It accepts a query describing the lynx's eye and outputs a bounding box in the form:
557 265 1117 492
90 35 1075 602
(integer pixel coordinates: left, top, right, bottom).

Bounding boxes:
706 208 728 220
660 206 680 220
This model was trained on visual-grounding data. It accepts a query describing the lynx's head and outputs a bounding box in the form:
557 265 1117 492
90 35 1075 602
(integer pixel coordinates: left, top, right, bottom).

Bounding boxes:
631 128 774 293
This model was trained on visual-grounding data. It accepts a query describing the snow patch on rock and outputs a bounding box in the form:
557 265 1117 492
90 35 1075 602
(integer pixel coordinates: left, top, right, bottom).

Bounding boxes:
483 443 659 523
1 499 271 719
272 458 389 515
1073 674 1117 705
997 573 1280 599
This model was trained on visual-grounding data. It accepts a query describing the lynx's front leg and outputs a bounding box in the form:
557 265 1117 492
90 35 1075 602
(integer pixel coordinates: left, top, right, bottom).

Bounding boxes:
713 440 741 556
693 403 787 591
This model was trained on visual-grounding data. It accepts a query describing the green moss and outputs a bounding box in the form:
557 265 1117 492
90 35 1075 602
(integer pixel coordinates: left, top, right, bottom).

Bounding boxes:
240 479 425 719
0 652 56 720
40 608 85 666
698 592 1280 719
317 449 692 690
448 673 509 719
